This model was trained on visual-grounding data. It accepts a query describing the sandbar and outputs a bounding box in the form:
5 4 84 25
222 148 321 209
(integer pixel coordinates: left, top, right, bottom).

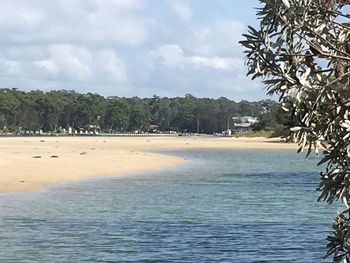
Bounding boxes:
0 136 297 193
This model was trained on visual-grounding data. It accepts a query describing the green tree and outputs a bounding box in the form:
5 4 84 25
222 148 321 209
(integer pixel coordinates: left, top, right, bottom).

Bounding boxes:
15 91 41 131
171 94 197 133
29 90 64 132
240 0 350 261
149 95 172 131
0 89 21 130
0 89 290 135
105 98 129 132
127 97 150 131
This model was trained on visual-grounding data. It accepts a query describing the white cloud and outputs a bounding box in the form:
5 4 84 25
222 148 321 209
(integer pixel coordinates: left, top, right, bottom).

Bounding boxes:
155 45 185 68
3 46 46 62
36 45 127 82
153 44 242 71
168 0 193 21
0 0 266 100
0 2 46 31
190 56 242 71
35 60 60 75
94 0 144 10
46 45 92 81
95 49 127 81
0 58 22 76
186 20 246 57
1 45 127 87
0 0 150 47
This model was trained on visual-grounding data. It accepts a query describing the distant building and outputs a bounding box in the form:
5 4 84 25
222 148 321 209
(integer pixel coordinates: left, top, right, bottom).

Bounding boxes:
88 125 100 135
233 123 253 133
232 116 259 133
240 116 258 124
148 124 159 133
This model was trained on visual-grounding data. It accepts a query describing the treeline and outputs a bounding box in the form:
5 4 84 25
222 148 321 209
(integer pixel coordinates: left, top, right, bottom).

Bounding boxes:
0 89 289 134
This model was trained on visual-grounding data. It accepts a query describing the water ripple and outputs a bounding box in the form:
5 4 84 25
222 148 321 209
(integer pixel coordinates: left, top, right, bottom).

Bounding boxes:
0 149 335 262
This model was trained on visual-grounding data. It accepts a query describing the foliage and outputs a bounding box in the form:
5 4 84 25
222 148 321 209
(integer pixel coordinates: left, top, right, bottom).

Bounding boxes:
240 0 350 261
105 98 130 132
0 88 286 134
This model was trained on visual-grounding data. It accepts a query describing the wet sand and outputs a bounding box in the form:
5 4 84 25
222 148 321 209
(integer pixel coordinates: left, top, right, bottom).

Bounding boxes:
0 136 297 193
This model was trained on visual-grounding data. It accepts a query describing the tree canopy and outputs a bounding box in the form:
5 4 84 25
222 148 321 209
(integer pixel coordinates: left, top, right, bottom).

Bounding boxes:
0 89 285 135
240 0 350 261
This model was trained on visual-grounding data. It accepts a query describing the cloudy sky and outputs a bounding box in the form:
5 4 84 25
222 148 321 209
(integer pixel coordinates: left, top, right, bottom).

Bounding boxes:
0 0 266 100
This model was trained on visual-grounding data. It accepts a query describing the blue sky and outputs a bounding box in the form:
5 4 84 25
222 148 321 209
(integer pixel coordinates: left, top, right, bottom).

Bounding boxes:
0 0 266 100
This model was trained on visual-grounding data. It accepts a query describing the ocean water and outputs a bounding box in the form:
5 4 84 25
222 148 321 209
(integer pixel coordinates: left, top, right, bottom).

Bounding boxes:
0 149 337 262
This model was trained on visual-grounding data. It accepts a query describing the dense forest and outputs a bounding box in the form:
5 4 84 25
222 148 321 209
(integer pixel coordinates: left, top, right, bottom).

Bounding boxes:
0 89 289 135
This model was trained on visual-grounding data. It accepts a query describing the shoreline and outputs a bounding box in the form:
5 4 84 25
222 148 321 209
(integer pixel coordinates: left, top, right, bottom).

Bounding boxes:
0 136 297 193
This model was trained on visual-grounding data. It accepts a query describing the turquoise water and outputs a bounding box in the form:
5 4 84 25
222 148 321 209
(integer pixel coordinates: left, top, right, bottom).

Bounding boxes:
0 149 336 262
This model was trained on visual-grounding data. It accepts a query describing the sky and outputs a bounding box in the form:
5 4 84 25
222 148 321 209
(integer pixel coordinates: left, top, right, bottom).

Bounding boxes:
0 0 267 100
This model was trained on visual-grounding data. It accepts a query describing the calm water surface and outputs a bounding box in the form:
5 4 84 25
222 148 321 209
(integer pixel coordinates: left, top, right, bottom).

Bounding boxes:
0 149 337 262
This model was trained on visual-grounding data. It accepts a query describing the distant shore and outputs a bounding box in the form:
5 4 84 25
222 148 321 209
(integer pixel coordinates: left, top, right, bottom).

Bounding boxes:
0 136 297 193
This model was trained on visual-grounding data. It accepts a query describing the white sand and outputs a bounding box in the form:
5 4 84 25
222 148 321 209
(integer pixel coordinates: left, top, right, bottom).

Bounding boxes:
0 136 297 193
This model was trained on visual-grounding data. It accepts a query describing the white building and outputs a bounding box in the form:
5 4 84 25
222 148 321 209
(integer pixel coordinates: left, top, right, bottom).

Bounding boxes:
232 116 259 133
240 116 259 124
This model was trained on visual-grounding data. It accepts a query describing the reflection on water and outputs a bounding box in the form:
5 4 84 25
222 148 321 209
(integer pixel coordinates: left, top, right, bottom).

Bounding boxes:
0 149 335 262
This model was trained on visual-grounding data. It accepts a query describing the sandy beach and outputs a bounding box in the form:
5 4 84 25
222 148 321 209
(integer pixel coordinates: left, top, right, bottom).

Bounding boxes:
0 136 297 193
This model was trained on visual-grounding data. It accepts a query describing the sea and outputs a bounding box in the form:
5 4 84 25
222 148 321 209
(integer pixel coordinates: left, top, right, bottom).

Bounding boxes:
0 149 337 262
